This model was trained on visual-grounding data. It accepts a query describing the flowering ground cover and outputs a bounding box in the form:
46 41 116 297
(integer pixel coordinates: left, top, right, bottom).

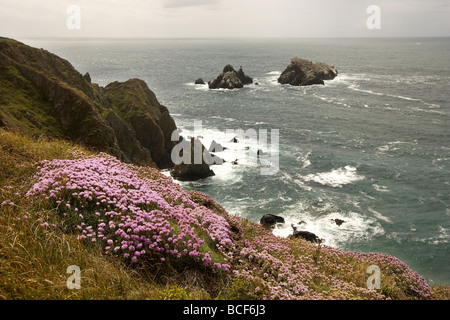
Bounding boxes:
1 128 448 300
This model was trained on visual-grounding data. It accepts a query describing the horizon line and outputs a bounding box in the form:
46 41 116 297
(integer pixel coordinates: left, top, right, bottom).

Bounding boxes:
12 35 450 41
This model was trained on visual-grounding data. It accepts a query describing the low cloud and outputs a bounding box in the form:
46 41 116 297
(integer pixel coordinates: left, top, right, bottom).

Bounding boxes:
162 0 221 9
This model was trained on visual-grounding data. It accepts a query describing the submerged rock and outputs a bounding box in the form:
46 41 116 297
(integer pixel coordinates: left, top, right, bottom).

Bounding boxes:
260 214 285 230
278 57 338 86
208 65 253 89
331 218 345 226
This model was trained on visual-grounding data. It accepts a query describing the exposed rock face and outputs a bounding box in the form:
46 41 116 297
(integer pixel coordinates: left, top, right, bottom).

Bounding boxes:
0 37 177 169
290 230 320 244
208 65 253 89
278 57 338 86
171 137 215 181
194 78 205 85
104 78 176 169
331 219 345 226
260 214 285 230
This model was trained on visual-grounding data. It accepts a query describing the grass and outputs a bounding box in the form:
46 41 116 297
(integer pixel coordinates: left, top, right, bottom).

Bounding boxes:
0 129 211 300
1 128 449 300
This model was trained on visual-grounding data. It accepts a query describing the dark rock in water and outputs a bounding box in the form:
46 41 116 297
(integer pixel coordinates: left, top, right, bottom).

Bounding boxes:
260 214 285 230
257 149 265 156
331 219 345 226
171 137 215 181
298 221 307 225
290 230 320 243
208 140 224 153
208 65 253 90
194 78 205 85
231 137 238 143
278 57 338 87
232 159 238 165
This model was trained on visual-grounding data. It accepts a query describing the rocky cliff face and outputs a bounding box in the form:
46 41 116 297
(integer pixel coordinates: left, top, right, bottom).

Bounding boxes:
278 57 338 86
0 37 177 169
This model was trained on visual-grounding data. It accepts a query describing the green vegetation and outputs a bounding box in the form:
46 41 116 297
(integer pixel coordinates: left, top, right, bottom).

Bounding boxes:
1 128 449 300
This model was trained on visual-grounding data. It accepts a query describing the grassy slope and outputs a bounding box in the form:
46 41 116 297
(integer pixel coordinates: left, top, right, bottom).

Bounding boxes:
1 128 449 300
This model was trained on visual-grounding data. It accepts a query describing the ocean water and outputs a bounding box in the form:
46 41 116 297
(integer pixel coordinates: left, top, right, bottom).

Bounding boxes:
23 38 450 284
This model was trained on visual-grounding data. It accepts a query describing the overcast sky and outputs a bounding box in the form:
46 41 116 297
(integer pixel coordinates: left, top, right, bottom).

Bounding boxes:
1 0 449 39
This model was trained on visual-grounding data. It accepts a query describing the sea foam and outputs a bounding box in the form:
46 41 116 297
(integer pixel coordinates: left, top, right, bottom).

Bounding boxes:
303 166 364 188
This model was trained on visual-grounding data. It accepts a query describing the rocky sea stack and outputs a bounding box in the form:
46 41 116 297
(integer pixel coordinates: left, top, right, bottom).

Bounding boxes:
208 65 253 89
278 57 338 86
171 137 215 181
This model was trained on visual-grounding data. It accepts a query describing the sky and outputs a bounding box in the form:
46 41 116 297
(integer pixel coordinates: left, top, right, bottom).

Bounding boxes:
1 0 449 39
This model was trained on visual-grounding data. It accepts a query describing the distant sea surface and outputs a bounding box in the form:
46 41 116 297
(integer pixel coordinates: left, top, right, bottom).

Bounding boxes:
24 37 450 284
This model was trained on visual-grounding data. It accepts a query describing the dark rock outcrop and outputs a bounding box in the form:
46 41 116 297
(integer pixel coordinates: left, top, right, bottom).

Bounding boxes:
290 230 320 243
83 72 91 83
171 137 215 181
0 37 177 169
331 219 345 226
208 65 253 90
194 78 205 85
208 140 224 153
278 57 338 86
260 214 285 230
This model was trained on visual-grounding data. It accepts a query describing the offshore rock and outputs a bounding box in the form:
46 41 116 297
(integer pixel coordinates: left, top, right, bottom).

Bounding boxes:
208 65 253 89
290 230 320 244
278 57 338 86
260 214 285 230
171 137 215 181
194 78 205 85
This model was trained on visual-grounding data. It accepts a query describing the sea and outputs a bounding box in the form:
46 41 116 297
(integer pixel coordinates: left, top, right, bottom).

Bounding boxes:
22 37 450 285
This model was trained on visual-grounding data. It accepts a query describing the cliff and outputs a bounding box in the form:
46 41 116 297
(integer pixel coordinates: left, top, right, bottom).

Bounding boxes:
0 37 176 169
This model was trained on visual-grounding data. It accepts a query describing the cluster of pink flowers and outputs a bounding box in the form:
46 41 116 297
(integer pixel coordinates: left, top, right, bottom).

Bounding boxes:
233 222 432 300
26 154 233 272
25 153 433 299
1 199 16 207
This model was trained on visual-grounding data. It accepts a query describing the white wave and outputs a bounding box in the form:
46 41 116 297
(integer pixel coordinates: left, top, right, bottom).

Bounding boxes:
333 73 369 84
347 83 441 109
272 210 385 248
419 226 450 245
348 83 383 96
368 207 393 224
266 71 282 75
377 141 417 154
372 184 389 193
303 166 364 188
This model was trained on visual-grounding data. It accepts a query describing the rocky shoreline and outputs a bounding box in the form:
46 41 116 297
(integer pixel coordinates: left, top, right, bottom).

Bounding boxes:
260 213 345 244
